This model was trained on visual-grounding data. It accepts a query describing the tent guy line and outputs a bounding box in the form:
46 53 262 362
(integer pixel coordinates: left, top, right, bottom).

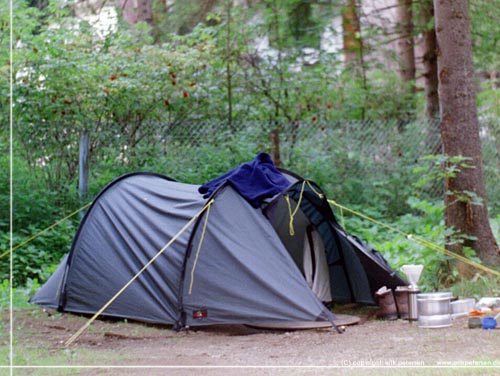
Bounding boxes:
64 198 215 347
284 180 307 236
4 192 498 278
328 199 500 278
0 201 93 259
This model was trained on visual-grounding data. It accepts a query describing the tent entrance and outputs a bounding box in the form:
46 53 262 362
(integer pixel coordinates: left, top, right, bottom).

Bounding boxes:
264 194 332 304
263 179 378 306
303 225 332 303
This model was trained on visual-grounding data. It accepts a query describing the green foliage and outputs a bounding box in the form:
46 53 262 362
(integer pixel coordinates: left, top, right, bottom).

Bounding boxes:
339 195 499 293
8 1 220 229
471 0 500 72
339 197 451 291
0 278 40 310
0 219 74 285
478 87 500 216
3 0 500 295
0 0 41 124
131 125 265 184
0 279 8 310
414 155 473 188
451 274 500 301
290 119 438 217
414 154 486 209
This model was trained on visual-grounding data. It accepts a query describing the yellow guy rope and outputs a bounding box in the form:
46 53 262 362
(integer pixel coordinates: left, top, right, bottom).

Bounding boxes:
305 181 324 199
0 202 93 259
285 181 307 236
305 180 348 228
188 202 212 295
327 199 500 278
64 199 215 347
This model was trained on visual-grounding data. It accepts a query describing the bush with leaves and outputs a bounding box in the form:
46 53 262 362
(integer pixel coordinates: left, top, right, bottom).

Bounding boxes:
0 220 75 286
338 197 452 292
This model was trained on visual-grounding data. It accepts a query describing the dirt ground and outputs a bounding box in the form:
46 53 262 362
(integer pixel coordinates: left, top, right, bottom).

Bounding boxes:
3 306 500 376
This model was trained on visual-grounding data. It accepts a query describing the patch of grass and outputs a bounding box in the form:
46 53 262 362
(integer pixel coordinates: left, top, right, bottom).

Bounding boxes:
0 307 137 374
451 275 500 300
0 279 40 311
10 345 125 366
3 329 130 375
11 367 87 376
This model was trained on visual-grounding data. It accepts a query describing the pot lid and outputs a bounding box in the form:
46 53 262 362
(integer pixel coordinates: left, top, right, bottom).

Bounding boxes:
417 292 453 300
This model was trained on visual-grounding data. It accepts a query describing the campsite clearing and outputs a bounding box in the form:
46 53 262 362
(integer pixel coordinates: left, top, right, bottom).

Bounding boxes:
4 306 500 375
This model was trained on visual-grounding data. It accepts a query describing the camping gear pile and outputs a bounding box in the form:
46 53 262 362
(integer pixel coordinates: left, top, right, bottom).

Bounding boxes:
376 264 499 330
31 153 406 330
374 264 423 321
467 298 500 330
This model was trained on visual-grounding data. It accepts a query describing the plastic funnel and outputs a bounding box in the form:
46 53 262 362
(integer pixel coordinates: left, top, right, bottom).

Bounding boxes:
400 264 423 287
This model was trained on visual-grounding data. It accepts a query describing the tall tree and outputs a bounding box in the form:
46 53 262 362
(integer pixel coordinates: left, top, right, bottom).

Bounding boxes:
342 0 361 63
225 0 233 128
395 0 416 95
419 0 440 157
420 0 439 119
341 0 368 120
434 0 499 267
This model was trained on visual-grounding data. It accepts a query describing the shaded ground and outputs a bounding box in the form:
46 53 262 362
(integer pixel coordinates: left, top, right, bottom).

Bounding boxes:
2 306 499 375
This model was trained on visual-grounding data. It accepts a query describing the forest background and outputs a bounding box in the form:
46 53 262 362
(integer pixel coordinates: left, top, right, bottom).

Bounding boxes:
1 0 500 301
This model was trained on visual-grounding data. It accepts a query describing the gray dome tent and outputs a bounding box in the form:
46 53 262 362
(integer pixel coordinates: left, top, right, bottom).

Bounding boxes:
31 156 405 329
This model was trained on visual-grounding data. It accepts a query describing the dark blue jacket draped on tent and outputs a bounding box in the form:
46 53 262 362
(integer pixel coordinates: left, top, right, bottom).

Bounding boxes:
198 152 290 207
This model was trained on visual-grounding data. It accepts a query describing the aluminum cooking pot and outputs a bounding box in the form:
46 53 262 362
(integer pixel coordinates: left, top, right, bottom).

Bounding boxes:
417 292 453 316
418 313 452 328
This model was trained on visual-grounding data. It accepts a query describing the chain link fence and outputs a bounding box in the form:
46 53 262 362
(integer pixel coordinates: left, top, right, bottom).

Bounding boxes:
156 118 500 217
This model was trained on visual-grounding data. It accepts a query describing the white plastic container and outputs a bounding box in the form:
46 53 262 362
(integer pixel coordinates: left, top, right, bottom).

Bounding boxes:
451 298 476 319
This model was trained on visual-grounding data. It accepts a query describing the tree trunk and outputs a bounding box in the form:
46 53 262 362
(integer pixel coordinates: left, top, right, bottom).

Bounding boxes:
421 0 439 119
178 0 218 35
226 0 233 129
396 0 416 94
434 0 500 267
116 0 152 25
491 70 499 89
270 129 281 168
341 0 367 119
342 0 361 63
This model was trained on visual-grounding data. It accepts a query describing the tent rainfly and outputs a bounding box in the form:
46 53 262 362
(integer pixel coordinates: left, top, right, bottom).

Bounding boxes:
31 153 406 329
